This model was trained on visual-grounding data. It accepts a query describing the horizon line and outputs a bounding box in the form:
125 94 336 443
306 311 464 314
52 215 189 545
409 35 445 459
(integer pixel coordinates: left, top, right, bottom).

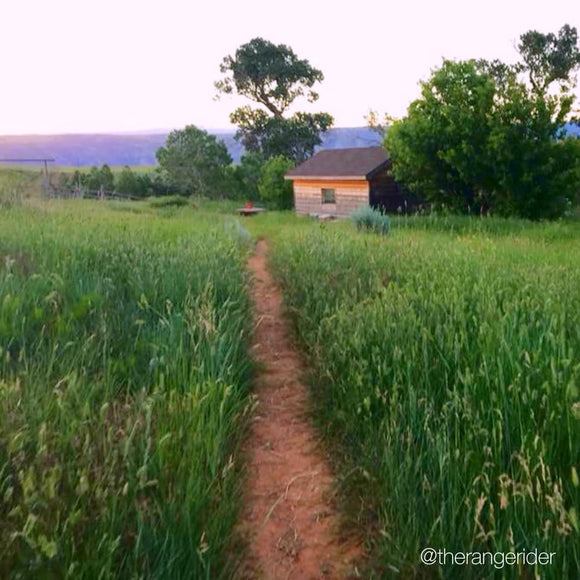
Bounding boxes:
0 125 376 139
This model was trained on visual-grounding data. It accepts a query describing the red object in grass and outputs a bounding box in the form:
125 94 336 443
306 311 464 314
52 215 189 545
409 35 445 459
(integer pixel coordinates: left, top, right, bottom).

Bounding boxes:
245 202 254 209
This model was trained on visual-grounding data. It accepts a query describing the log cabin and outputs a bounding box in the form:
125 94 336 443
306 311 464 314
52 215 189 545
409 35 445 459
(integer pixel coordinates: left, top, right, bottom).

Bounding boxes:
285 146 420 217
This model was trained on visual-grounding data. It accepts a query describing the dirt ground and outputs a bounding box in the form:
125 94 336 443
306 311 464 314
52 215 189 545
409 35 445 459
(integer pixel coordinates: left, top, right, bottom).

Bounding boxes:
236 239 363 579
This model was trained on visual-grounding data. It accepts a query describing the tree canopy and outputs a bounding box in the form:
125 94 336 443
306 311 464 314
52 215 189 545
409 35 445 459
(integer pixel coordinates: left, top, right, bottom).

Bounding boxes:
156 125 232 197
231 107 333 162
216 37 323 118
216 38 333 163
518 24 580 94
81 164 115 192
385 25 580 219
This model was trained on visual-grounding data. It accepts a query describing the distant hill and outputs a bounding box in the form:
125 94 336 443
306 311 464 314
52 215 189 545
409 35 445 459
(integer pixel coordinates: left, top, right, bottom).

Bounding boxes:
0 133 169 167
0 125 577 168
0 128 382 167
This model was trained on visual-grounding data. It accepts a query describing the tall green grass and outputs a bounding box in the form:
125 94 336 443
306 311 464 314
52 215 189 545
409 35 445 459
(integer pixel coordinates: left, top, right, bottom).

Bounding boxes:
0 168 41 208
0 202 253 578
269 218 580 578
389 212 580 240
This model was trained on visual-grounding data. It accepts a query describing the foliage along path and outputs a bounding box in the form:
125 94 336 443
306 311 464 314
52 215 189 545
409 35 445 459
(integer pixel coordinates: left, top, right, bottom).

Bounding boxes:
237 240 363 579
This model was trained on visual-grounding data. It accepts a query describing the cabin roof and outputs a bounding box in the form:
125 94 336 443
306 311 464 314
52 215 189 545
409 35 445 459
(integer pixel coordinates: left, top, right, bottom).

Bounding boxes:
285 146 389 181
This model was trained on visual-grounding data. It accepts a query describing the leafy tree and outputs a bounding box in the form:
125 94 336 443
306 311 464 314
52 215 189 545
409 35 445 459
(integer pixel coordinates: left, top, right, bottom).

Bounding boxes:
257 156 294 209
87 166 102 191
386 25 580 219
131 171 168 197
135 173 153 197
216 37 323 118
216 38 333 163
99 164 115 192
116 166 139 195
231 152 265 200
156 125 232 196
147 170 171 196
232 109 333 162
482 68 580 218
518 24 580 94
71 170 84 188
84 164 115 192
68 167 169 198
387 60 497 212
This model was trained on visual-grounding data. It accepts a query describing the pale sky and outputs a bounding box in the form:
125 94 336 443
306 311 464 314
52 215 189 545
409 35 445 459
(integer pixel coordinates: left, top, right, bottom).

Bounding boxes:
1 0 579 135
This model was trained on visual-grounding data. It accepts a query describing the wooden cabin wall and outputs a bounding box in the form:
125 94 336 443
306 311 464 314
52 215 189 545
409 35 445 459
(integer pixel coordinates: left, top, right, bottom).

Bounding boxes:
293 179 369 217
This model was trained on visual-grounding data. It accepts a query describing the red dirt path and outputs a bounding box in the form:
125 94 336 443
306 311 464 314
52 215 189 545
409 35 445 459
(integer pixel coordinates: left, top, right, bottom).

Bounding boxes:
236 240 363 579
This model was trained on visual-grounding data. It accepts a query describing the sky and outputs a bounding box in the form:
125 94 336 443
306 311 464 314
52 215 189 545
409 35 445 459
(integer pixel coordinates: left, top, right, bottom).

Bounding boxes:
1 0 579 135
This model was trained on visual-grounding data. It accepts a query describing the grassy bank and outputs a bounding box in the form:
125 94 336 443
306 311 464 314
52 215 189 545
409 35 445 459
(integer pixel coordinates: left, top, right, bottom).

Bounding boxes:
263 214 580 578
2 200 579 578
0 202 253 578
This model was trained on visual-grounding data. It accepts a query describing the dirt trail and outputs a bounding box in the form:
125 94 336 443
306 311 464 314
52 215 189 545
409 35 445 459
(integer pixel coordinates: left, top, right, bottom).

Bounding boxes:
237 240 363 579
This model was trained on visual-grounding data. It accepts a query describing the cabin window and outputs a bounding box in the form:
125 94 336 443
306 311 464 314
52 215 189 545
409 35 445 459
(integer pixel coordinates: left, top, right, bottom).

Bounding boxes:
321 188 336 204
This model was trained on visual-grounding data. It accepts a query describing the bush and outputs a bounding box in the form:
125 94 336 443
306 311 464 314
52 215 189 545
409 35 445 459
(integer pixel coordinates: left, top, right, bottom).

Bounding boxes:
350 205 391 235
148 195 191 208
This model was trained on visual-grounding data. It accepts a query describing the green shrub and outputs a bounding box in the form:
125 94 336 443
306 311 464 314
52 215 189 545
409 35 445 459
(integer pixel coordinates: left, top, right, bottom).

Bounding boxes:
350 205 391 235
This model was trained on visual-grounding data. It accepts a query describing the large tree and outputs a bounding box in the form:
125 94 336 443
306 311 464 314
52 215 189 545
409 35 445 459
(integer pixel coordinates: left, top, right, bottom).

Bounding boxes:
216 38 333 163
386 60 496 212
156 125 232 197
385 25 580 219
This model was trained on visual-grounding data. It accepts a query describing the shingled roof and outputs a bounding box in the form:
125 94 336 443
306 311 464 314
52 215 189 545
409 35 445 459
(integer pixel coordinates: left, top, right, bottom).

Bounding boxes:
285 146 389 180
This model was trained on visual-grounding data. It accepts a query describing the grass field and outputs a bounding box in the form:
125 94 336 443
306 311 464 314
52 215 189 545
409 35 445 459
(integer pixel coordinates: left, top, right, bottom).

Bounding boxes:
258 214 580 578
0 202 253 578
0 196 579 578
0 168 44 203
